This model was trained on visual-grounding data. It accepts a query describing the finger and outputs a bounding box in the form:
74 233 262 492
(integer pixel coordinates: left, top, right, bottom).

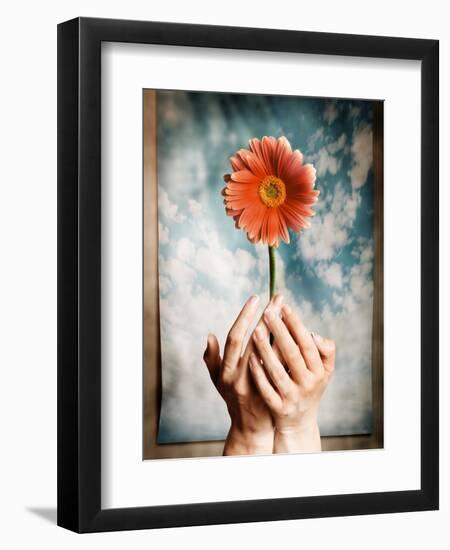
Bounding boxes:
312 333 336 373
242 294 284 363
281 304 323 374
223 295 260 375
203 334 221 385
272 341 285 366
249 353 282 411
252 325 291 395
254 294 284 340
263 306 308 382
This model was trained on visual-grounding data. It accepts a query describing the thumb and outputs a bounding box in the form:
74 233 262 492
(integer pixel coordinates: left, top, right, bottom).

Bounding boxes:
203 333 221 385
312 333 336 373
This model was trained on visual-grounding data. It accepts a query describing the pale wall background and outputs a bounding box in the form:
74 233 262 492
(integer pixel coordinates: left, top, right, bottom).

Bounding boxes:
0 1 448 548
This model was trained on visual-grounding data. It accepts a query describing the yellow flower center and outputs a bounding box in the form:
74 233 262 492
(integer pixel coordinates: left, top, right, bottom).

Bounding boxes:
258 176 286 208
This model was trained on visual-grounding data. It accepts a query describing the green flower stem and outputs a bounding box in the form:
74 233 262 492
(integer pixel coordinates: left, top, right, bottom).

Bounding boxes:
269 245 276 299
268 245 276 346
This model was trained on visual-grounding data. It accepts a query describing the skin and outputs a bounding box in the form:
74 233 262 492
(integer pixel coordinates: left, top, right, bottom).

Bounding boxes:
203 295 284 455
204 295 336 455
250 302 336 453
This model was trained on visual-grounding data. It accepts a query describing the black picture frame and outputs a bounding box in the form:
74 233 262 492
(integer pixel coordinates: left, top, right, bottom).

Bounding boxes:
57 17 439 533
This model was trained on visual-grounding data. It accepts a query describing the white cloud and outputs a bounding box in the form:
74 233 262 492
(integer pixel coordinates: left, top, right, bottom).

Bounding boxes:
176 237 195 263
298 182 361 262
159 274 172 294
234 248 257 274
318 262 343 288
188 198 203 216
349 125 373 189
350 266 372 304
307 127 324 150
327 133 347 154
158 94 209 200
324 101 338 125
316 147 340 177
317 307 373 433
159 256 196 289
349 241 374 304
360 245 374 264
331 239 374 312
159 188 186 223
158 222 170 244
309 133 347 177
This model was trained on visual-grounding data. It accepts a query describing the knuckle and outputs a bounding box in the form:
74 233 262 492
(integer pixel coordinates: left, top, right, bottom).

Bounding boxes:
286 348 300 365
283 387 294 401
302 341 314 355
226 331 241 350
282 306 294 320
264 394 277 409
222 358 235 372
270 368 285 386
301 379 315 393
270 400 282 414
316 372 326 385
232 380 247 399
279 405 295 420
219 369 231 386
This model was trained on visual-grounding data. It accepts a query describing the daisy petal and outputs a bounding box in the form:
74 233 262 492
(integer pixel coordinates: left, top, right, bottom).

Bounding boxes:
230 170 261 185
236 149 268 179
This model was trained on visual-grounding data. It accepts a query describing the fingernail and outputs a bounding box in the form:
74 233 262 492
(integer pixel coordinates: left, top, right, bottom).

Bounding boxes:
273 294 284 305
249 294 259 305
282 304 292 315
312 332 323 343
264 308 276 322
254 326 265 341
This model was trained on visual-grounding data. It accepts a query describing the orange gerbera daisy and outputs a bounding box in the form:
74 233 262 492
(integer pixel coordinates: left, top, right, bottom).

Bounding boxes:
222 136 319 247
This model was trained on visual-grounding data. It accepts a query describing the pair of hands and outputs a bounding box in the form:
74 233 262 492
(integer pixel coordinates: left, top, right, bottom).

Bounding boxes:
203 295 335 455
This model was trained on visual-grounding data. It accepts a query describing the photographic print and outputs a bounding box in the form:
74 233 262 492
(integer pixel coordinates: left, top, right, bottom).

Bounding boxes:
58 18 438 531
143 89 383 460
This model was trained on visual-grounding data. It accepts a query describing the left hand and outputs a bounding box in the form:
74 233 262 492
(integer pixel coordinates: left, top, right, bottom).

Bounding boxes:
249 301 336 453
203 295 284 455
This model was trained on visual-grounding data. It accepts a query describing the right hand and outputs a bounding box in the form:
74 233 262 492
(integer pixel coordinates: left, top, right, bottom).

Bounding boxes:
249 302 336 453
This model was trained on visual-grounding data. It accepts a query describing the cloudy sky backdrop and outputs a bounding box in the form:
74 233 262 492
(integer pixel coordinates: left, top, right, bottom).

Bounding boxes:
155 90 375 444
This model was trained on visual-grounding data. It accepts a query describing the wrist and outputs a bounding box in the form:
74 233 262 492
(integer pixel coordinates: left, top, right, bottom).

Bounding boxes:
223 423 274 456
274 413 321 454
276 409 319 434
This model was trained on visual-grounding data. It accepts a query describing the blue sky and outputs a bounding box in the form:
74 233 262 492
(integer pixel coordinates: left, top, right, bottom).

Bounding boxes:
155 90 376 444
